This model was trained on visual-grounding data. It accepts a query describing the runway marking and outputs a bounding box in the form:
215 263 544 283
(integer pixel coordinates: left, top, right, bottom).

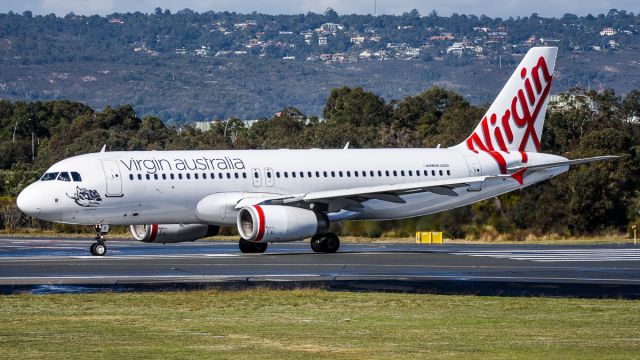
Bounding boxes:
453 249 640 262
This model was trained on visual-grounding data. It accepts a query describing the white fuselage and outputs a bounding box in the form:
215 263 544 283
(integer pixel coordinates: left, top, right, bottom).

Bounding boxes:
17 148 568 226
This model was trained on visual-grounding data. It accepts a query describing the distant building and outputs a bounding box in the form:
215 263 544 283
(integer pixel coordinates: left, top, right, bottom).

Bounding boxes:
320 23 344 33
600 27 617 36
350 35 365 45
549 94 596 112
194 46 210 57
318 36 328 46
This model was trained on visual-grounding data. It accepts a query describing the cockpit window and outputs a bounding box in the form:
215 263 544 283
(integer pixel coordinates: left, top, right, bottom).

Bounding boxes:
57 172 71 182
70 172 82 182
40 172 59 181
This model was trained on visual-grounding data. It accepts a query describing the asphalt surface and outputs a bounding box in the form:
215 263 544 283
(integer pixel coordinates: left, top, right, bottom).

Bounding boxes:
1 237 640 298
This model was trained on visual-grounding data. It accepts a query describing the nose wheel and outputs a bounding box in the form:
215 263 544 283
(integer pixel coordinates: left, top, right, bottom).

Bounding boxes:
90 242 107 256
90 224 110 256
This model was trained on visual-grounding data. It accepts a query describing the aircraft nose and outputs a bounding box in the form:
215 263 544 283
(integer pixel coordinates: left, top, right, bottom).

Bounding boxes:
16 186 41 216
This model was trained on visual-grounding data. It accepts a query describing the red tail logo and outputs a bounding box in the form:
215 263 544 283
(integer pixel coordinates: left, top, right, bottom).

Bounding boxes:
466 56 553 173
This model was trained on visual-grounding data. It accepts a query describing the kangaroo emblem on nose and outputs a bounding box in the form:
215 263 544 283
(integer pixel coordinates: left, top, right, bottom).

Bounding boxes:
67 186 103 207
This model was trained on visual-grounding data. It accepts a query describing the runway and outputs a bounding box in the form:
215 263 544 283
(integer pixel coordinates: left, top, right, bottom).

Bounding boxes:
1 237 640 298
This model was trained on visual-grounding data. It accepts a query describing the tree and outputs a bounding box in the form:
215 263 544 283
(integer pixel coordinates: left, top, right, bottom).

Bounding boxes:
323 87 392 127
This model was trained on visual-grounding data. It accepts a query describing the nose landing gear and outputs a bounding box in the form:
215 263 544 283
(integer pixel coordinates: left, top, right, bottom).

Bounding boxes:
90 224 109 256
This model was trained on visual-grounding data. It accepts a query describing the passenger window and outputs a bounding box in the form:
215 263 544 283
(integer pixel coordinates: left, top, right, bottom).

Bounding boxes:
316 171 320 177
226 173 231 179
146 174 151 180
284 172 289 178
362 171 366 177
234 173 239 179
378 171 382 177
138 174 142 180
308 171 312 177
194 173 199 180
162 174 167 180
354 171 358 177
57 172 71 182
41 172 59 181
129 174 134 180
400 170 405 176
346 171 351 177
153 174 158 180
393 170 397 176
71 172 82 182
170 174 175 180
439 170 443 176
276 172 281 178
385 170 390 176
416 170 420 176
432 170 436 176
299 172 304 178
186 173 191 180
324 171 328 177
424 170 428 176
210 173 215 179
267 172 272 178
339 171 343 177
178 174 183 180
254 171 259 178
370 171 375 177
292 172 296 178
218 173 223 179
408 170 413 176
447 170 451 176
202 173 207 179
331 171 335 177
242 173 247 179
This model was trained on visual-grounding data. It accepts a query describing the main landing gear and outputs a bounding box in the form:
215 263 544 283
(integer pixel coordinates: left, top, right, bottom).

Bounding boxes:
239 238 268 253
310 233 340 253
90 224 109 256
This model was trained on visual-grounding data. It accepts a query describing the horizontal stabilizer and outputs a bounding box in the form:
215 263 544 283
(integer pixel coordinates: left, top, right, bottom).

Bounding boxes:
507 155 619 172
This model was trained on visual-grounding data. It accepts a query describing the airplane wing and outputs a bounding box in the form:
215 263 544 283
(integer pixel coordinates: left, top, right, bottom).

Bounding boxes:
235 156 619 213
236 176 490 214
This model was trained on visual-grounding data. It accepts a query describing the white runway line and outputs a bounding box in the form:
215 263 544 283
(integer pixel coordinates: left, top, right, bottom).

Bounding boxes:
454 249 640 262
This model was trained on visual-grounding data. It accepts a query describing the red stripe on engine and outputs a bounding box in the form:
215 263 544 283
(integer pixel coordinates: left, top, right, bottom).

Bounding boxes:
148 224 158 242
254 205 265 243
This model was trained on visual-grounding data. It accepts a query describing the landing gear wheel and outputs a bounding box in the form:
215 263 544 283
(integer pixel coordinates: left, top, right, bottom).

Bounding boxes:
90 242 107 256
239 238 268 254
90 224 109 256
310 233 340 253
310 235 323 253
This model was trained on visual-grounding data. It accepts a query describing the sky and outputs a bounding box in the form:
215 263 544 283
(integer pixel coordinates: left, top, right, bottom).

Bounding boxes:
1 0 639 18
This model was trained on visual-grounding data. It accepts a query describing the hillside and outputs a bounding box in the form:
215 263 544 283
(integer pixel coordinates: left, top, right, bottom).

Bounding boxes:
0 9 639 122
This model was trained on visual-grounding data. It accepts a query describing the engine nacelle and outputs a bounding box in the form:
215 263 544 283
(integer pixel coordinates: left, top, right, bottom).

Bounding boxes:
130 224 219 244
237 205 328 243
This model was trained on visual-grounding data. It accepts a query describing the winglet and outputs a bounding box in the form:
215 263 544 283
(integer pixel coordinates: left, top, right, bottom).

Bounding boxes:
343 142 350 149
511 168 526 185
100 144 107 153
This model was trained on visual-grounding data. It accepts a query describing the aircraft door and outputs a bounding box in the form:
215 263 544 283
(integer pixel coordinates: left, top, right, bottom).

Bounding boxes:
251 167 262 187
101 160 123 197
264 168 274 187
464 155 482 177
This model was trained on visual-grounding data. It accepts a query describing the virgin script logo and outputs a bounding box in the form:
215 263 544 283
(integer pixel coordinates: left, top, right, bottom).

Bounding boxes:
466 56 553 173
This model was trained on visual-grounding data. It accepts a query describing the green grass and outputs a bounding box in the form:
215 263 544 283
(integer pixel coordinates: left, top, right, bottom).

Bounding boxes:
1 289 639 359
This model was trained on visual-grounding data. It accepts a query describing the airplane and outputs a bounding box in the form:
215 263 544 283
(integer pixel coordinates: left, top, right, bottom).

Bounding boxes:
16 47 617 256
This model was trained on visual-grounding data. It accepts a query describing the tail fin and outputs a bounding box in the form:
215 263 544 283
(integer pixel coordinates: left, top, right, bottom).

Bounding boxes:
453 47 557 157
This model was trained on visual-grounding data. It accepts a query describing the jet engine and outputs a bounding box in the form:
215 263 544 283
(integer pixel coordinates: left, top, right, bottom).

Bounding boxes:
237 205 328 243
130 224 220 243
